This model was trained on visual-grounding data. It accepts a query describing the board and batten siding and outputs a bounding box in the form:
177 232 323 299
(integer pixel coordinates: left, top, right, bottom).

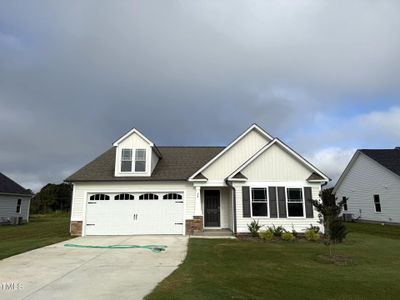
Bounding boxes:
0 195 31 222
202 129 269 181
241 143 313 181
335 153 400 223
233 182 321 233
70 181 197 222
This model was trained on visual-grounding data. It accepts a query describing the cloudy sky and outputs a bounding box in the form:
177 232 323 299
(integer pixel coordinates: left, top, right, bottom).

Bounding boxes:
1 1 400 191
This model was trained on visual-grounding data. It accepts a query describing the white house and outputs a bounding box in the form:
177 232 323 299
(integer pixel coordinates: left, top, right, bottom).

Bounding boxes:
334 148 400 224
66 124 330 236
0 172 32 225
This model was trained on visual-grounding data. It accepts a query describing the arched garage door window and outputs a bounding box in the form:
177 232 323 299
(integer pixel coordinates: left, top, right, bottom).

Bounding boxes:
163 193 182 200
114 193 134 200
90 194 110 200
139 193 158 200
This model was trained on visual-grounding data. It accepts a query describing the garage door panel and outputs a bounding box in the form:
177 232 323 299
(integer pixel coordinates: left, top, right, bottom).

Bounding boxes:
85 192 184 235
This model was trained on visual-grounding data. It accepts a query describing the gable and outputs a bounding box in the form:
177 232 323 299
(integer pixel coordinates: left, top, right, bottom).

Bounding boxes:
334 152 400 194
240 143 314 181
201 129 270 181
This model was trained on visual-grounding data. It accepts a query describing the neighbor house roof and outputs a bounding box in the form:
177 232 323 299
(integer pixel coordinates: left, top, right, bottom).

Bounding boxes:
359 149 400 176
0 172 31 195
65 147 224 182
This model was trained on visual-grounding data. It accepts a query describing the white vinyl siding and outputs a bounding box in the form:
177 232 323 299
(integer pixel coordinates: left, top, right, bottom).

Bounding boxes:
335 153 400 223
202 129 269 181
0 195 31 223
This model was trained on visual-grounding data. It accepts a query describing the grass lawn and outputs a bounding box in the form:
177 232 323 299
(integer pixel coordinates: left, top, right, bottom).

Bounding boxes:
148 222 400 300
0 213 71 260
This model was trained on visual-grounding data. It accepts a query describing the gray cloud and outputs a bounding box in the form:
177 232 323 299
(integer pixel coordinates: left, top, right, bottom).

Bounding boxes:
1 1 400 190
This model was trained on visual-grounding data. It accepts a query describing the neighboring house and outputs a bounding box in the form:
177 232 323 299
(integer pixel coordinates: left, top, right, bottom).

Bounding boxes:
334 148 400 224
0 172 33 224
66 124 329 236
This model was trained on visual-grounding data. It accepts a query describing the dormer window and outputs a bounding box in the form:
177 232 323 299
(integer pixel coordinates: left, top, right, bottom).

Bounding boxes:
135 149 146 172
121 149 133 172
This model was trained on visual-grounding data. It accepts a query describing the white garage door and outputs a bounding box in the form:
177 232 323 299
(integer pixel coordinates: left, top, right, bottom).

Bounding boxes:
85 192 184 235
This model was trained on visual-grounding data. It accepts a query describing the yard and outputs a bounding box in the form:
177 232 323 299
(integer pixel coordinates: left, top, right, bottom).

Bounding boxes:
0 213 71 260
147 222 400 300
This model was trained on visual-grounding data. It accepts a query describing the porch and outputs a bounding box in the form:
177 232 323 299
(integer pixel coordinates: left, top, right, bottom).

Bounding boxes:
186 186 235 235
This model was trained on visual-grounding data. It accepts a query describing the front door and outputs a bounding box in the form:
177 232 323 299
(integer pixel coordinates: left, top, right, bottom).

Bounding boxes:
204 190 220 227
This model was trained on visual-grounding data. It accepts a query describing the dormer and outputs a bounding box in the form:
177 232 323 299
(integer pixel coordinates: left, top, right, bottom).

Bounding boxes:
113 128 161 177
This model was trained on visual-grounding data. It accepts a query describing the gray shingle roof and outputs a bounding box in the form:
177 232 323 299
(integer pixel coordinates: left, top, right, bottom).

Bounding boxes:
65 147 224 182
0 172 31 195
360 149 400 177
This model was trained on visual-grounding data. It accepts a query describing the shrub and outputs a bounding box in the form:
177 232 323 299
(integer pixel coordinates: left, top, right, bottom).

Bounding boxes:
281 232 295 241
268 225 285 237
291 224 298 238
259 229 274 241
304 229 321 241
248 219 262 237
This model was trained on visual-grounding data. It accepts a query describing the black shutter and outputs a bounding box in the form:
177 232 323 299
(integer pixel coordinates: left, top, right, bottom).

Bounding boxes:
304 187 314 218
278 187 287 218
242 186 251 218
268 187 278 218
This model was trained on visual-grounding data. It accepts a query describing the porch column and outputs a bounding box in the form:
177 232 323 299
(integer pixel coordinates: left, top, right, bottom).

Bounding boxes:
194 186 203 216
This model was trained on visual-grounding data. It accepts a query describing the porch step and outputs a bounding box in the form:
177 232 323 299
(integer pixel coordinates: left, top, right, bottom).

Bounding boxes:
192 229 234 237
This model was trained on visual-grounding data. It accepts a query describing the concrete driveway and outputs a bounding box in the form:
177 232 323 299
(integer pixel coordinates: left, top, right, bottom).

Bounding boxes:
0 236 188 300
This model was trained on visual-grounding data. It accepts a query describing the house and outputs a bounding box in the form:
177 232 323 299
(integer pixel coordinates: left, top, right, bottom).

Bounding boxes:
0 172 33 224
334 148 400 224
65 124 329 236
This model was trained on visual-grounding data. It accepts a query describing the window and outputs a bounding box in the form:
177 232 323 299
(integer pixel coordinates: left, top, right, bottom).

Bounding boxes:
342 196 348 211
251 188 268 217
287 188 304 217
163 193 182 200
121 149 132 172
135 149 146 172
90 194 110 200
374 194 381 212
16 199 22 214
139 193 158 200
114 193 134 200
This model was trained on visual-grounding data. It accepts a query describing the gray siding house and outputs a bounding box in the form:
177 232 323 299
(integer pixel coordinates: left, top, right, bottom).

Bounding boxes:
0 172 32 224
334 148 400 224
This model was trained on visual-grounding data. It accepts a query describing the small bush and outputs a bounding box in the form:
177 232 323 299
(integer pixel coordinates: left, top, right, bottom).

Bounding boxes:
281 232 295 241
268 225 285 237
259 229 274 241
304 228 321 241
248 219 263 237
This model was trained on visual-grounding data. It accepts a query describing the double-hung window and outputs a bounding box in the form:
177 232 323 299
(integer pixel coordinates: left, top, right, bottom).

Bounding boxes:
373 195 381 212
121 149 133 172
251 188 268 217
135 149 146 172
287 188 304 217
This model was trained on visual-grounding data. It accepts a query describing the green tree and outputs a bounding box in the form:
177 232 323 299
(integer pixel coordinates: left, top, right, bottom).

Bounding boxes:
312 188 348 261
31 183 72 213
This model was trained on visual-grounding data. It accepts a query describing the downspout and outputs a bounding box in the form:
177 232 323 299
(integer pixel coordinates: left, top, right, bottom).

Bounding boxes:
225 179 237 234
